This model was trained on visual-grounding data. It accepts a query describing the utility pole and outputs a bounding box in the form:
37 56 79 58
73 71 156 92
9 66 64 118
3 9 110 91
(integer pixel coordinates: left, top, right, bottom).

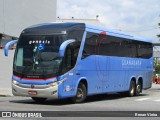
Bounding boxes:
2 0 5 34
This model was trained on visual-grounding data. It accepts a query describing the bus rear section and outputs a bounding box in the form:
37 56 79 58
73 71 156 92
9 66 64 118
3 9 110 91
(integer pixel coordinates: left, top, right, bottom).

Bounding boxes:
79 29 153 97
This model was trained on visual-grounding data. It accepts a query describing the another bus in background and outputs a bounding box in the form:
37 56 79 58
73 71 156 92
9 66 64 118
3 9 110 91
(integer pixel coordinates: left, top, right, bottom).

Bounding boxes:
0 33 17 49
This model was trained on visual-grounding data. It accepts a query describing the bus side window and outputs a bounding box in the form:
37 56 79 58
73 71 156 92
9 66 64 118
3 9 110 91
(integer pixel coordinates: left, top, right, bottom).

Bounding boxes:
82 33 98 59
61 47 72 73
61 44 79 73
70 41 80 66
71 47 79 66
65 47 72 68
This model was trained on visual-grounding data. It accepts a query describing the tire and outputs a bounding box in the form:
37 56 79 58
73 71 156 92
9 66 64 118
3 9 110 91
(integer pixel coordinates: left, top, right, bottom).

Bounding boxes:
135 81 142 96
31 97 47 103
128 80 136 97
72 83 87 103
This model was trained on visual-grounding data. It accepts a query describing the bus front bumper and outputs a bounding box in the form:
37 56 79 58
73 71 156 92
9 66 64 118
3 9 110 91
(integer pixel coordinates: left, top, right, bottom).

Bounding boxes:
12 82 58 99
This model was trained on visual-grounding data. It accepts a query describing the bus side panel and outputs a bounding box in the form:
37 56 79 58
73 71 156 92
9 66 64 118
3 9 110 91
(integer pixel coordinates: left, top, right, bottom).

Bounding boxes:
79 56 127 94
57 71 75 99
78 57 153 95
144 71 152 89
104 57 126 93
78 56 103 95
143 58 153 89
122 58 153 91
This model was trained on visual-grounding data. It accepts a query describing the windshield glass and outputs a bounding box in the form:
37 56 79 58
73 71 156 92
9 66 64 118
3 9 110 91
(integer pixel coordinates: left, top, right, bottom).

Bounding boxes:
13 35 66 78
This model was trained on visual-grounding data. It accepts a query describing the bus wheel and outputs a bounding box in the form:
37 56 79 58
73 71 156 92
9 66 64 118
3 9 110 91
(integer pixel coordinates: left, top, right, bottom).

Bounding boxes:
135 81 142 96
128 80 136 97
31 97 47 103
72 83 87 103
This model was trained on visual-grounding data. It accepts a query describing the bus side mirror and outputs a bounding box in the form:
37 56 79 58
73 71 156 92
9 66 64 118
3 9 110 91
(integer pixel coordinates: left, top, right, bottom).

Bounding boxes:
59 39 75 57
4 40 18 56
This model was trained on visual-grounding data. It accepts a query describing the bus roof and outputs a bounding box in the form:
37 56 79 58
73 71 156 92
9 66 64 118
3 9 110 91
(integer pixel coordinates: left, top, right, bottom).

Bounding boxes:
22 22 152 43
85 24 152 43
22 22 85 35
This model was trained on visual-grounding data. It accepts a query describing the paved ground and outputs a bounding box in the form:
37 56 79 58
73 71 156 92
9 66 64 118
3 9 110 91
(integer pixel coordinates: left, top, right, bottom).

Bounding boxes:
0 84 160 120
0 84 160 111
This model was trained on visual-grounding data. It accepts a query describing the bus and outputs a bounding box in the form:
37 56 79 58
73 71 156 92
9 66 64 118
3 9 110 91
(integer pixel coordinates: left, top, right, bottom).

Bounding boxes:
0 39 15 49
4 22 153 103
0 34 16 49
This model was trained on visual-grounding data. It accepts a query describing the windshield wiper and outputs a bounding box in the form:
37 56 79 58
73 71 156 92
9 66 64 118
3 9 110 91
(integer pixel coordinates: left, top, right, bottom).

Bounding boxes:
33 46 39 70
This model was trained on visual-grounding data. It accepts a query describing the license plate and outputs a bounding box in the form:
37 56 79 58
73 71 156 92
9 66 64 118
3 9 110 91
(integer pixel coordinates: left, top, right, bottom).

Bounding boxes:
28 90 37 95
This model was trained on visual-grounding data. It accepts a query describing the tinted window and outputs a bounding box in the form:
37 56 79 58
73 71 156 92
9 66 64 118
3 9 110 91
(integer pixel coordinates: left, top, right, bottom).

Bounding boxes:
67 30 84 42
13 35 65 78
82 32 153 59
82 33 98 57
136 41 152 59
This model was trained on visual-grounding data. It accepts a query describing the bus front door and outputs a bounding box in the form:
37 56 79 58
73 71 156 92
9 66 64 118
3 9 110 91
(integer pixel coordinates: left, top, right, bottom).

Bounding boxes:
60 42 80 98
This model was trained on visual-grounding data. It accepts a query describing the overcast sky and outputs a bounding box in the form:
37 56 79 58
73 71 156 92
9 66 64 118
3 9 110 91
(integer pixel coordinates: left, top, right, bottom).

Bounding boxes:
57 0 160 43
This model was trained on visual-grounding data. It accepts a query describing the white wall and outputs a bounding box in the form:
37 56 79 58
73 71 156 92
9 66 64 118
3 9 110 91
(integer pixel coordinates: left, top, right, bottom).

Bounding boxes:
0 0 57 37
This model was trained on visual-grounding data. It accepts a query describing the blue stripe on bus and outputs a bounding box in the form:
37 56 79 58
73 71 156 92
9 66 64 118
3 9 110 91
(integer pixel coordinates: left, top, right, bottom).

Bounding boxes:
12 75 57 85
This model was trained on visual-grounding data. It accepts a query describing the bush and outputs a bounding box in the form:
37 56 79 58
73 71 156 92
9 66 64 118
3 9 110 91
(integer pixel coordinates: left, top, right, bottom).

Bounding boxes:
155 65 160 74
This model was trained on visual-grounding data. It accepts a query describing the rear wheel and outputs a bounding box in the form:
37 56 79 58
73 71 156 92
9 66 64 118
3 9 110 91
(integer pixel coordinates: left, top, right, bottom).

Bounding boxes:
31 97 47 103
135 81 142 96
128 80 136 97
72 83 87 103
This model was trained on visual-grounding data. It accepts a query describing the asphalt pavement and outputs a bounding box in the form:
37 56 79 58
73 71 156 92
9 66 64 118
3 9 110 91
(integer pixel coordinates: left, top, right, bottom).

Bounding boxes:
0 84 160 120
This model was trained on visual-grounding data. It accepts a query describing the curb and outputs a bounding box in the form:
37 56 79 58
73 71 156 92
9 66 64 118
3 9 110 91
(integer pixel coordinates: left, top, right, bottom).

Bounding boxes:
0 94 11 97
0 89 12 97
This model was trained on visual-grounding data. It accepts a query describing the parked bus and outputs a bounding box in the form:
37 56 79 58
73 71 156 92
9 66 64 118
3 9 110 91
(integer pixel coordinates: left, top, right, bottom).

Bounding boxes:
0 35 16 49
0 39 13 49
5 22 153 103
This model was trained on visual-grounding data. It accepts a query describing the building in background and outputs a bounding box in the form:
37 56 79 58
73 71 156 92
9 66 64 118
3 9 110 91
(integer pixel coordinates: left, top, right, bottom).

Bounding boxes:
0 0 57 37
56 17 103 27
0 0 57 48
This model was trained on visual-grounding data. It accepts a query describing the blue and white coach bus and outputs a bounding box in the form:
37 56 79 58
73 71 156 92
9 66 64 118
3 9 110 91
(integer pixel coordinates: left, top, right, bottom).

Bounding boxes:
4 22 153 103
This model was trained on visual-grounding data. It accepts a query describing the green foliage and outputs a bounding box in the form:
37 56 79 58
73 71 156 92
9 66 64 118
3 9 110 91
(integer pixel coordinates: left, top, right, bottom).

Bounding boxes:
155 65 160 73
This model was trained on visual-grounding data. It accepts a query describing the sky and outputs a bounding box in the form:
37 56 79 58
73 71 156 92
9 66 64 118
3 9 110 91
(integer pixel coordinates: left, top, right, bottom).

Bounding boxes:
57 0 160 43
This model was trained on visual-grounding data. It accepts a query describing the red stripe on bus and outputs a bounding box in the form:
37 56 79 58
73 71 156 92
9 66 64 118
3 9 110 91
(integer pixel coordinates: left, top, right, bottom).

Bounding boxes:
13 75 57 81
100 31 106 35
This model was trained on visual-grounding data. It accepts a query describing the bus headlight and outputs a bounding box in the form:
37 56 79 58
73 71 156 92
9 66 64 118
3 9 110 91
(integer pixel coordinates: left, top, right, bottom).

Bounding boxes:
49 78 67 87
12 80 19 85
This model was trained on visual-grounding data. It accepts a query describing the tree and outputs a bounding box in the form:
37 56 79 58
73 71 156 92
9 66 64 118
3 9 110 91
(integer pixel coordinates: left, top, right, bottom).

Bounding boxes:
158 23 160 39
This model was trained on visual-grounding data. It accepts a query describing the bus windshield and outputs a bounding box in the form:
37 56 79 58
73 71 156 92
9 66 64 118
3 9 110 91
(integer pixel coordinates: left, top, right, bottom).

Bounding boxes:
13 35 66 78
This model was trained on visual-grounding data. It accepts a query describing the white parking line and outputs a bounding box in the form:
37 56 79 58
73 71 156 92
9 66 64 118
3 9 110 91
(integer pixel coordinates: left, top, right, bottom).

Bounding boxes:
135 98 151 101
153 99 160 102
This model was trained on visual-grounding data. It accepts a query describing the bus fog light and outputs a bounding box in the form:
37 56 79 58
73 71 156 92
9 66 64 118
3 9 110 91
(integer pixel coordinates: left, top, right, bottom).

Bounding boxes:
49 82 58 87
52 90 57 94
49 78 67 87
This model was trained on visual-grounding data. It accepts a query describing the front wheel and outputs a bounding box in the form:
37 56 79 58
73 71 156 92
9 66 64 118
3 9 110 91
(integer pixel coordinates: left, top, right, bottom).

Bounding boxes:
31 97 47 103
72 83 87 103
